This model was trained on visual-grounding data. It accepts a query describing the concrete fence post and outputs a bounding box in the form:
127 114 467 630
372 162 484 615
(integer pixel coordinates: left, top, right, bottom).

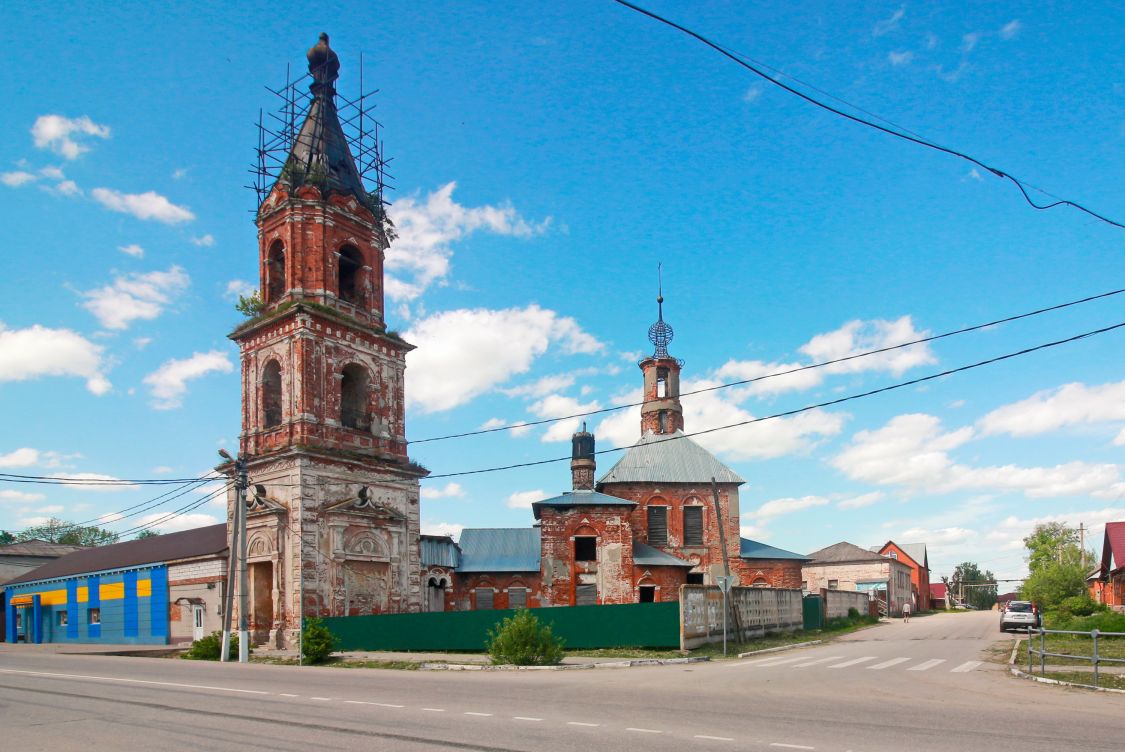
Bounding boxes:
1092 629 1100 688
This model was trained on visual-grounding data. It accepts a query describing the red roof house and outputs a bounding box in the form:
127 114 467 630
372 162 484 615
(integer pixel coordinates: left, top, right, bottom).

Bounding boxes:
1090 522 1125 608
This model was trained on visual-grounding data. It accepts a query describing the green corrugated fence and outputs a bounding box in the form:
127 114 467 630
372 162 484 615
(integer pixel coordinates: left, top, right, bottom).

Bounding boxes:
323 601 680 652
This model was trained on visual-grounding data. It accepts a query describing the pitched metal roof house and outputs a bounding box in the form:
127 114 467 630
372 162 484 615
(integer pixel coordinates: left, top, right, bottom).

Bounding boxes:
802 541 915 617
597 431 745 485
1090 521 1125 608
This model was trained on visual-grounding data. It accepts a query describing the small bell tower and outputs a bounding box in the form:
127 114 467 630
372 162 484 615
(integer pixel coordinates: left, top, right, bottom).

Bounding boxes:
639 272 684 436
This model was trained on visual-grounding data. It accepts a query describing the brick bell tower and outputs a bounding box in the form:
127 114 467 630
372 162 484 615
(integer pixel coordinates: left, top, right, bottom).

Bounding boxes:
639 284 684 436
227 34 425 649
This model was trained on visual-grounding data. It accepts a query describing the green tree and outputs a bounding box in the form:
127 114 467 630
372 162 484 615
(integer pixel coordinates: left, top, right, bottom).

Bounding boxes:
0 530 15 545
15 518 118 546
135 529 160 540
1023 523 1082 573
301 616 338 664
235 290 264 318
487 609 564 666
1021 561 1087 609
945 562 997 610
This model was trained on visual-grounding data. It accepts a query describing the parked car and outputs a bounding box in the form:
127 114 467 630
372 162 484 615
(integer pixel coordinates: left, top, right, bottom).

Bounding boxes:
1000 601 1040 631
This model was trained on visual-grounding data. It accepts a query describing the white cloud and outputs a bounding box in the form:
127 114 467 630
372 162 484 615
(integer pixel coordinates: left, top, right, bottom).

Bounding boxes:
960 32 981 53
743 85 763 103
421 521 464 540
0 323 111 394
0 489 46 502
751 495 830 519
0 447 41 468
134 512 220 534
740 523 770 541
31 115 110 159
133 337 153 349
507 489 548 509
54 179 81 196
898 526 976 546
118 244 144 258
925 34 939 50
91 187 195 224
500 374 578 399
172 168 188 180
39 166 65 180
873 6 905 37
404 305 602 413
834 413 1125 499
984 508 1125 554
421 482 465 500
999 20 1022 40
35 505 65 515
1116 427 1125 447
48 473 137 492
529 394 602 443
385 182 550 303
224 279 256 300
838 491 884 510
1 171 37 187
480 417 508 430
151 466 174 474
143 350 234 410
799 316 935 376
888 50 914 66
190 234 215 247
81 265 190 330
978 381 1125 438
933 62 970 83
714 358 823 398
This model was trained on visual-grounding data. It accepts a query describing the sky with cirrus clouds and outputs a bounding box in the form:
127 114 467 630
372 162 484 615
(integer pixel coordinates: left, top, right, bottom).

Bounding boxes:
1 2 1122 580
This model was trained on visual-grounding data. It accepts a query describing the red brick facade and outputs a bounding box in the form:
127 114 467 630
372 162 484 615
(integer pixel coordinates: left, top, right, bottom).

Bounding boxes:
877 541 930 612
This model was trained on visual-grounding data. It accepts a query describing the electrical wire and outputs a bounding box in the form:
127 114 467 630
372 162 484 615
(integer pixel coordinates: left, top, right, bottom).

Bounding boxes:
0 472 214 485
409 286 1125 444
420 319 1125 479
110 482 234 538
609 0 1125 229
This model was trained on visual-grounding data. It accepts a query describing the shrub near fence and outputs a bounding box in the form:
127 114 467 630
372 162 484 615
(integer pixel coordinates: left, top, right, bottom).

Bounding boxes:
323 601 680 652
680 586 803 649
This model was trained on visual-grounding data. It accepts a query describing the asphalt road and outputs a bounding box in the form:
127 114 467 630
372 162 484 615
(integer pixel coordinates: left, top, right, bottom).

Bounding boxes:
0 611 1119 752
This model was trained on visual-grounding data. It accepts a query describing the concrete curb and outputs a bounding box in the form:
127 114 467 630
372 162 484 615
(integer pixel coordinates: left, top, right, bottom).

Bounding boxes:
1007 637 1125 695
420 656 710 672
736 640 821 659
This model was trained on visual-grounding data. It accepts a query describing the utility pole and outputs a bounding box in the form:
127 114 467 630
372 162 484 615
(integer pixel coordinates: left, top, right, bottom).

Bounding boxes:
218 449 240 663
1079 523 1087 569
218 449 250 664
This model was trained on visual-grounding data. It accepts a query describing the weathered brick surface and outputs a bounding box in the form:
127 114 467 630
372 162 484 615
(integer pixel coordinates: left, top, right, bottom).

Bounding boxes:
877 541 930 611
537 506 636 605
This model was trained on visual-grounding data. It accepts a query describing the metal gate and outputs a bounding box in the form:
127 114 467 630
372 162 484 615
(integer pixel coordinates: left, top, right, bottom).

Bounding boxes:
802 594 823 630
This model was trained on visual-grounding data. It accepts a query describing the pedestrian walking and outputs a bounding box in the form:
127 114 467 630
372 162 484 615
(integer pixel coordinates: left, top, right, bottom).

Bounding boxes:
903 601 912 622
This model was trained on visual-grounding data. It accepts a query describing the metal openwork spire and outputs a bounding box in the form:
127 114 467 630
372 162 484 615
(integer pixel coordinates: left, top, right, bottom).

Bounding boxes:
647 263 674 358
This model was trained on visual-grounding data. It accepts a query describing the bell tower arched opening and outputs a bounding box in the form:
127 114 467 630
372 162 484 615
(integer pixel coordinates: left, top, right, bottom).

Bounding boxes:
338 245 363 305
340 363 369 430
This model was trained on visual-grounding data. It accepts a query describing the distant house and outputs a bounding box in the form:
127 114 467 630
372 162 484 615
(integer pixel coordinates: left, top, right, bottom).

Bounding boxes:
1 540 88 642
1089 521 1124 610
871 541 930 612
802 541 913 617
995 592 1019 610
929 582 949 610
4 525 227 645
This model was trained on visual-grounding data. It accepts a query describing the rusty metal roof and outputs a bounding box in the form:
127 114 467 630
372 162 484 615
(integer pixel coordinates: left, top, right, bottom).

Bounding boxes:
6 524 227 585
531 489 636 519
0 540 87 558
597 431 744 485
807 541 890 565
456 528 541 573
633 543 693 567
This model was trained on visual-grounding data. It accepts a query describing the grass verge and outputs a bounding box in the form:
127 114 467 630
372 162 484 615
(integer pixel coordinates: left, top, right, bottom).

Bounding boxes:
1039 671 1125 690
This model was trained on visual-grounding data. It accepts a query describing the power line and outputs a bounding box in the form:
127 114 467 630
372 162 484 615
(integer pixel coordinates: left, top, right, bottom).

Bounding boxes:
0 473 213 485
609 0 1125 230
421 319 1125 480
111 482 234 538
409 286 1125 444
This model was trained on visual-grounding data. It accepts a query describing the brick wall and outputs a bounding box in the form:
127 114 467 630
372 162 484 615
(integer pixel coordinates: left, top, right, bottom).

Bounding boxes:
538 506 635 605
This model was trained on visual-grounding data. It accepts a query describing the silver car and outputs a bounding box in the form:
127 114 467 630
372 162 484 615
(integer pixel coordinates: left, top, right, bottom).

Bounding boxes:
1000 601 1040 631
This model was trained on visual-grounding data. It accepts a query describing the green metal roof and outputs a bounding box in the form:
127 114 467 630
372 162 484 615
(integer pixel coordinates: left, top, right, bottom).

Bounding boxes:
739 537 809 561
633 543 694 567
456 528 541 573
597 431 744 485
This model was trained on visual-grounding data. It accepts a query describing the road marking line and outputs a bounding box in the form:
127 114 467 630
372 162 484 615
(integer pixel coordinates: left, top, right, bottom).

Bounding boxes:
867 658 911 670
310 696 331 701
827 656 876 669
951 661 982 673
422 708 446 712
909 659 946 671
770 744 815 750
0 668 270 695
793 656 842 668
695 735 735 741
464 712 493 717
568 722 600 727
279 693 299 698
513 716 543 722
345 700 373 705
372 702 405 708
626 727 663 733
732 655 809 668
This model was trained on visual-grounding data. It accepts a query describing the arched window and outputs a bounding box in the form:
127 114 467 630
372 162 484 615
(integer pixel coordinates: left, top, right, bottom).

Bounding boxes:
338 245 363 304
262 360 282 428
266 241 286 303
340 363 369 430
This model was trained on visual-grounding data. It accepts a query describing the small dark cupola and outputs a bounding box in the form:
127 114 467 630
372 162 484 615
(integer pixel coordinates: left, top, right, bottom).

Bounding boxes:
278 32 367 204
639 268 684 436
571 423 596 491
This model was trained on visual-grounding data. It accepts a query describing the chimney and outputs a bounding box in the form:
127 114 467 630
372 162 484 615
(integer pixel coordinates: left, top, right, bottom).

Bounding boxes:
571 423 596 491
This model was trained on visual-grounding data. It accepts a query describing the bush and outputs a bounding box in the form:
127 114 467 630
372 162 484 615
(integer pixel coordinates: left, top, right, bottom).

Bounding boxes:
847 607 861 619
487 609 565 666
1056 595 1105 618
183 630 247 661
1049 610 1125 633
301 616 338 664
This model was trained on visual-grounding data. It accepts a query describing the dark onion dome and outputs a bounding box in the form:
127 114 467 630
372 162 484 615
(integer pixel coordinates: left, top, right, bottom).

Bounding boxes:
307 32 340 86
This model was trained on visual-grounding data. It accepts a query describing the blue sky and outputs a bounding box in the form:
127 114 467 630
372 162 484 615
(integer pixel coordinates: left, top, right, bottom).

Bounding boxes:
2 2 1122 582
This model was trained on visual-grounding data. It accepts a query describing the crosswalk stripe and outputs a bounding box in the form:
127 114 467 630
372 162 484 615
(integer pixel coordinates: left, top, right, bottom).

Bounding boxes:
908 659 946 671
732 655 810 669
793 656 843 668
951 661 981 673
867 657 911 670
828 656 877 668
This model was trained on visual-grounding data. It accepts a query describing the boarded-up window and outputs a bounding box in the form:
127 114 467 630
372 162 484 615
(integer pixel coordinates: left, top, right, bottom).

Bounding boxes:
508 587 527 609
683 506 703 546
648 506 668 546
686 572 704 585
574 536 597 561
575 583 597 606
828 579 839 590
639 585 656 603
475 587 494 610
